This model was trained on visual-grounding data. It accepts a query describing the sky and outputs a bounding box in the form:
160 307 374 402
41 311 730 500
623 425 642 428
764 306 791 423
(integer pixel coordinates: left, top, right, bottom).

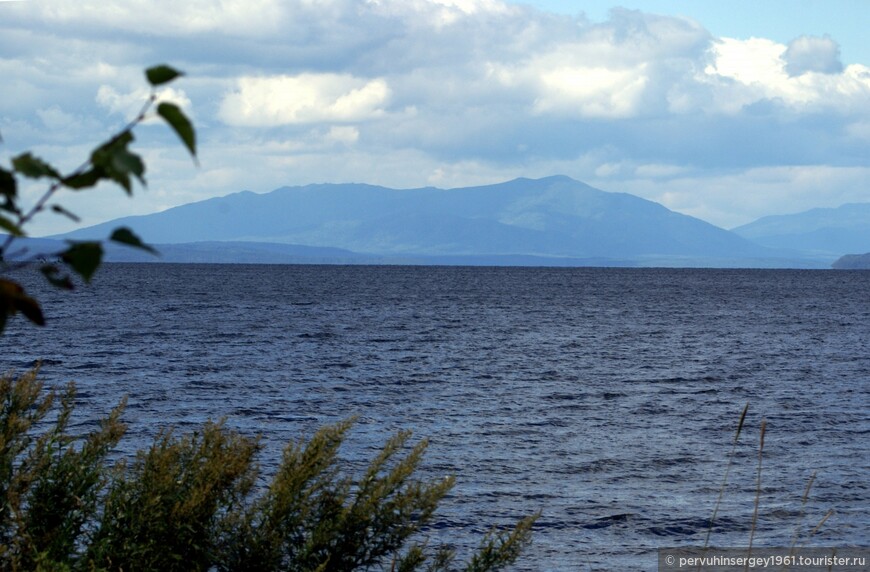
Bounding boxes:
0 0 868 236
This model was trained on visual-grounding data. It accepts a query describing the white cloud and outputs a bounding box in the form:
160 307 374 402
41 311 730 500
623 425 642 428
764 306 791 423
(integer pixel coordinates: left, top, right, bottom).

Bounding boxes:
701 37 870 113
367 0 517 25
96 85 192 118
35 105 79 131
325 125 360 145
486 10 712 119
707 37 785 87
218 74 391 126
17 0 288 37
428 0 508 14
531 65 647 118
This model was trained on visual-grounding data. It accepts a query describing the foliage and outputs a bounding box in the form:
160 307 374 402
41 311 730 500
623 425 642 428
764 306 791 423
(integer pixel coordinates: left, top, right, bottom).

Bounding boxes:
0 65 196 333
0 369 536 571
1 67 536 570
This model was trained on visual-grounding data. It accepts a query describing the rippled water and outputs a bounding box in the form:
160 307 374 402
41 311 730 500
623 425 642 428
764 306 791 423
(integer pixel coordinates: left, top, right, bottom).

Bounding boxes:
3 264 869 570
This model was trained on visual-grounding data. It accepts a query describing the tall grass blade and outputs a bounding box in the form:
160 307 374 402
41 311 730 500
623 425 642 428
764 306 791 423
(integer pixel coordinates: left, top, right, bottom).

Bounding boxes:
786 471 817 560
807 509 834 539
701 403 750 552
745 419 766 571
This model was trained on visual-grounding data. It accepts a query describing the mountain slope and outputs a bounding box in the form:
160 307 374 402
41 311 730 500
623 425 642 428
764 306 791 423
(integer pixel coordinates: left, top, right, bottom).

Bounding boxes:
53 176 779 264
832 253 870 269
732 203 870 256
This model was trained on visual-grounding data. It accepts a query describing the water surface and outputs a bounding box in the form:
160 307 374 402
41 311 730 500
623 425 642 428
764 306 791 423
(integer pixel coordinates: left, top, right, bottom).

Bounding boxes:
4 264 868 570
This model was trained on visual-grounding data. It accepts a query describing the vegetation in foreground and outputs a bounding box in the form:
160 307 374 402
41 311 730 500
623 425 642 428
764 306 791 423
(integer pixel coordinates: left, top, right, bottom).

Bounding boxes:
0 368 535 571
0 67 536 570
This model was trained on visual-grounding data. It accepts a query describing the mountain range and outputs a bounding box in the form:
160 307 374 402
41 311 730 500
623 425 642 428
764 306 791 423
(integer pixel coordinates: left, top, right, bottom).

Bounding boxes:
732 203 870 257
34 176 868 268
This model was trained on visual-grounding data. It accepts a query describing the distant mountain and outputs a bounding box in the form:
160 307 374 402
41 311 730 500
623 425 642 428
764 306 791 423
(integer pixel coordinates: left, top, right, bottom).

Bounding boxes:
50 176 801 267
832 252 870 269
732 203 870 259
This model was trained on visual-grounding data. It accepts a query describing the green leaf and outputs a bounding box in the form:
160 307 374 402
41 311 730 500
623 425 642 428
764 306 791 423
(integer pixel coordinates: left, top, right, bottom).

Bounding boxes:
40 264 75 290
11 152 61 180
116 149 145 183
0 167 16 197
61 242 103 283
62 168 102 190
157 102 196 158
0 214 24 236
0 168 18 214
110 227 157 254
146 65 183 86
90 132 145 194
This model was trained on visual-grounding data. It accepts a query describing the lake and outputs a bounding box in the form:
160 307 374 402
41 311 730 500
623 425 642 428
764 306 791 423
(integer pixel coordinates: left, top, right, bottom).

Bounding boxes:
4 264 869 570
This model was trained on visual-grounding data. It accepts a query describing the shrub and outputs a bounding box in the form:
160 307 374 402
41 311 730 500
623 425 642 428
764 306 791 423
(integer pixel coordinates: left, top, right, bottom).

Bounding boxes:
0 369 535 571
1 66 535 570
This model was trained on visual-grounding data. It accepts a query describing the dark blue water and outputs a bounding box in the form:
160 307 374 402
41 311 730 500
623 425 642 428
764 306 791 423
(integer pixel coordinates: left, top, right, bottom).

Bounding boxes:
3 264 869 570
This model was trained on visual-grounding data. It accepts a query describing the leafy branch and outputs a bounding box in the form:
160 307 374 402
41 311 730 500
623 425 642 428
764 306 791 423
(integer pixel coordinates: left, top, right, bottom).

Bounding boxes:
0 64 196 332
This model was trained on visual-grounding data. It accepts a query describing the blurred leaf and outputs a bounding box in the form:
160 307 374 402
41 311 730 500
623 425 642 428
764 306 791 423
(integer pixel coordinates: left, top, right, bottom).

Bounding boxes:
0 278 23 298
91 132 145 194
0 166 16 197
51 205 81 223
112 149 145 190
11 152 61 180
0 214 24 236
157 103 196 159
110 227 157 254
0 278 45 326
14 293 45 326
62 168 102 190
146 65 183 86
40 264 75 290
61 242 103 283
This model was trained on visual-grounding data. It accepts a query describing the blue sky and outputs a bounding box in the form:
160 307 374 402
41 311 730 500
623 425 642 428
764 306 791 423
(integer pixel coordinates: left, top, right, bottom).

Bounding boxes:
0 0 868 235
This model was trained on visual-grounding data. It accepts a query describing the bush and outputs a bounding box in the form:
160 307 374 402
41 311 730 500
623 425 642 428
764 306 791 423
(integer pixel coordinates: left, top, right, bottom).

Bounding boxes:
1 66 535 570
0 368 535 571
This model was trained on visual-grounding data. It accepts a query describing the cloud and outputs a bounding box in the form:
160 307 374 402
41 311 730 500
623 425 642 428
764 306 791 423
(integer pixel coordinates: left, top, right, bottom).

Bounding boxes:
486 9 712 119
533 66 648 118
97 85 192 118
701 37 870 114
1 0 868 234
784 35 843 76
595 165 870 229
218 74 391 126
633 163 689 178
14 0 289 37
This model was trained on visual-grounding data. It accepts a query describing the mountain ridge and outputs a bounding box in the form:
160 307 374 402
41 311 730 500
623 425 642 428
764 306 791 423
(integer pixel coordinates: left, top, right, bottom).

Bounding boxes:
732 202 870 257
44 176 832 267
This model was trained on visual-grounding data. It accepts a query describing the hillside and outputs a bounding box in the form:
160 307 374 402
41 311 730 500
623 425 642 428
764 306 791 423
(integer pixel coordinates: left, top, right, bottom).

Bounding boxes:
51 176 790 266
732 203 870 259
832 252 870 269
